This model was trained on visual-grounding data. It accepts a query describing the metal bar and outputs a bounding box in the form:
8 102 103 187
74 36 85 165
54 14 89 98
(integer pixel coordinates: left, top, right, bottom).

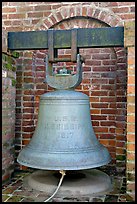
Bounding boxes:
48 29 54 62
8 27 124 50
71 28 78 62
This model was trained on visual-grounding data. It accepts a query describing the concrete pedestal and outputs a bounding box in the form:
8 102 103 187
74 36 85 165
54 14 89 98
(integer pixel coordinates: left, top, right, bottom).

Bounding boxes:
24 169 112 199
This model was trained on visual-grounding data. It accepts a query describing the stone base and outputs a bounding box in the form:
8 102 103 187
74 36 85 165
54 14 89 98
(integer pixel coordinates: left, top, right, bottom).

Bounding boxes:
24 169 112 199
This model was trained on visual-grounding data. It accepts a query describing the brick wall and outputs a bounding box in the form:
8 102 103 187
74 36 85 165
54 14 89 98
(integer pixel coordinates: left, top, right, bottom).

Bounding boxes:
2 30 18 184
2 2 135 199
124 21 135 200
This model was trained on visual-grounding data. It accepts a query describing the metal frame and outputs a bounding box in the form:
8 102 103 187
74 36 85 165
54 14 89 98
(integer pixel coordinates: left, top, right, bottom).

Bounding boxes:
8 27 124 52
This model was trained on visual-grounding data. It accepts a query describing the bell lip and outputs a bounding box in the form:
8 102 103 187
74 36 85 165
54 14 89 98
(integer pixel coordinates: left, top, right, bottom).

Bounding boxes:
17 159 111 170
17 155 111 171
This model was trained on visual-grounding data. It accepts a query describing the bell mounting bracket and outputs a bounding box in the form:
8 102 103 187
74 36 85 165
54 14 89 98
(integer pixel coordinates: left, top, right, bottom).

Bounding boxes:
7 27 124 89
45 29 84 89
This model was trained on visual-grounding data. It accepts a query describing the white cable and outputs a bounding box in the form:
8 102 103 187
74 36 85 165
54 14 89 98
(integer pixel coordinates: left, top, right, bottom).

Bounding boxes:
43 170 66 202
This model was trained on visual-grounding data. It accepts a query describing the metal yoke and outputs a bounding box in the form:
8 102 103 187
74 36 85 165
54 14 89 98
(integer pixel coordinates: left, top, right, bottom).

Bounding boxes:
7 27 124 89
45 29 84 89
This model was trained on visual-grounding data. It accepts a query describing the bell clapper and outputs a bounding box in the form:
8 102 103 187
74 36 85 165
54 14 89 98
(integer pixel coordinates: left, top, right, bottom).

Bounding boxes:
43 170 66 202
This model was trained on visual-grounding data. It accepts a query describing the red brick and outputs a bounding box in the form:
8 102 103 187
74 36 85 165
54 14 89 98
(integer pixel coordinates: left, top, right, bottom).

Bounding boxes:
127 115 135 123
23 96 33 101
89 97 99 102
22 133 33 139
127 85 135 93
107 2 118 6
127 143 135 152
70 7 75 17
22 126 35 132
2 7 16 13
23 108 34 113
127 152 135 161
116 148 126 154
82 6 87 16
115 127 124 135
51 4 61 10
61 7 69 18
92 66 111 72
24 78 34 83
92 79 108 84
109 79 115 84
127 134 135 143
116 135 125 141
90 109 100 114
99 11 107 21
87 7 94 17
34 5 51 11
24 71 34 77
99 134 115 139
127 183 135 192
92 54 110 60
91 91 108 96
94 127 108 133
93 8 101 19
101 121 115 126
112 7 130 13
99 139 109 146
92 103 108 108
87 60 101 66
43 19 53 28
36 72 45 78
116 122 126 129
24 90 34 95
109 128 115 134
35 90 45 95
92 121 99 126
20 165 28 170
127 162 135 171
55 11 63 22
3 20 12 26
127 124 135 133
75 6 81 16
120 13 135 20
101 109 116 114
116 141 125 148
50 14 57 25
17 6 34 12
22 139 31 145
9 13 26 19
27 12 43 18
36 84 46 89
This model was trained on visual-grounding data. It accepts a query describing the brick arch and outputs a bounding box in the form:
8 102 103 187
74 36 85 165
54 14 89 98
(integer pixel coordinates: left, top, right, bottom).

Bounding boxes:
33 5 124 30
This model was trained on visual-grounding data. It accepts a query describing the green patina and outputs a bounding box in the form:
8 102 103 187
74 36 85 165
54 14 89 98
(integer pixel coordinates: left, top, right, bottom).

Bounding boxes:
2 52 18 72
8 27 124 50
3 142 9 148
12 79 16 86
127 173 135 181
10 51 20 58
116 155 126 161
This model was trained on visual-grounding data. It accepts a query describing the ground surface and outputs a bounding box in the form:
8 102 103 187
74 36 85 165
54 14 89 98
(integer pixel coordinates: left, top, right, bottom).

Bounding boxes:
2 166 133 202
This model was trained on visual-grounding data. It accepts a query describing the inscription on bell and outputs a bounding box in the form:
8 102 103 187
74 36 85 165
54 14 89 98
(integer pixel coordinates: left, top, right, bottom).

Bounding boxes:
54 115 78 122
45 115 80 131
45 123 81 130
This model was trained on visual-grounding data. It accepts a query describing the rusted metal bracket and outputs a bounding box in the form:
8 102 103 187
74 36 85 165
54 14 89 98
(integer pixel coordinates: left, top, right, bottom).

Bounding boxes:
48 28 78 63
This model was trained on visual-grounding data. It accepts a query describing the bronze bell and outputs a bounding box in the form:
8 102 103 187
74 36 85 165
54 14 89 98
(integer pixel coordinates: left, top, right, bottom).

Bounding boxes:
17 54 111 170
